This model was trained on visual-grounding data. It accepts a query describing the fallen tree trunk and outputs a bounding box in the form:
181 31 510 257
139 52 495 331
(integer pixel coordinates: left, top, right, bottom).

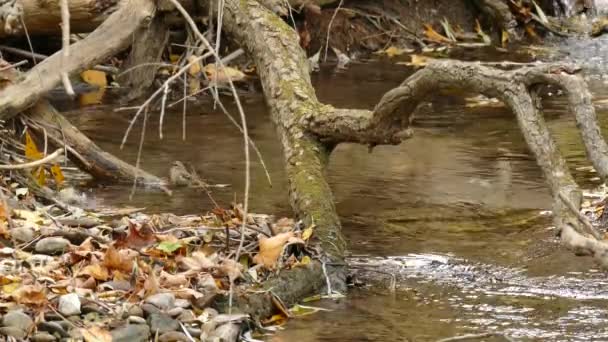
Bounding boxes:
25 101 169 189
0 0 155 119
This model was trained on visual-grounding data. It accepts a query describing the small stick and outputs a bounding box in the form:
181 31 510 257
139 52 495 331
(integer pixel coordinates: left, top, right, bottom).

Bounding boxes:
323 0 344 62
60 0 75 97
0 148 63 170
437 332 514 342
0 60 27 71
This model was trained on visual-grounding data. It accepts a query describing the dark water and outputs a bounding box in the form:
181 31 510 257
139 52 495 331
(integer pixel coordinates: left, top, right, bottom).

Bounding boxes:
61 48 608 341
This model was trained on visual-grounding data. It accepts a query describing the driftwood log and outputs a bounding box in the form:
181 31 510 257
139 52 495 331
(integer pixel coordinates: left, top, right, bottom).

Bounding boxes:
1 0 608 319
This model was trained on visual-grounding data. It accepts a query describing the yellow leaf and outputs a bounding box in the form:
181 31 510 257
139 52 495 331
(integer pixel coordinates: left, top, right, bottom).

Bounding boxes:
501 29 510 48
187 55 202 76
262 313 287 326
79 89 106 106
24 131 42 160
169 54 181 64
2 281 21 294
80 70 107 88
188 78 201 95
50 164 64 187
78 264 109 281
35 166 46 187
300 255 311 265
302 225 314 241
423 24 452 44
377 46 410 58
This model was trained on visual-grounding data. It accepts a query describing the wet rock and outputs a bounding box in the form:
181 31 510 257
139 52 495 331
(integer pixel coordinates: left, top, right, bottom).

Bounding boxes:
31 332 57 342
2 310 34 331
58 294 81 316
145 292 175 311
35 237 70 255
128 316 146 324
158 331 189 342
111 324 150 342
0 326 26 339
203 307 218 318
128 305 144 318
185 327 202 337
38 321 69 338
81 303 105 315
142 303 162 317
147 313 179 334
10 226 35 242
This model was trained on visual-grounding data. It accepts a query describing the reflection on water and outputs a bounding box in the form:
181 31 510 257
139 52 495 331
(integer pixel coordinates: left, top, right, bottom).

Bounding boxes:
61 60 608 341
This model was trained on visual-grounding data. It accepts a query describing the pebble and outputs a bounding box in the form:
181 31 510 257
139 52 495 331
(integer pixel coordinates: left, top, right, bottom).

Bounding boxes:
58 294 81 316
193 292 217 310
81 303 106 315
158 331 190 342
128 316 146 324
31 332 57 342
35 237 70 255
177 310 195 322
142 303 162 317
10 226 35 242
167 307 183 317
0 326 26 339
2 310 34 331
38 321 69 338
147 313 179 334
144 292 175 311
174 299 191 309
212 323 240 342
111 324 150 342
128 305 144 318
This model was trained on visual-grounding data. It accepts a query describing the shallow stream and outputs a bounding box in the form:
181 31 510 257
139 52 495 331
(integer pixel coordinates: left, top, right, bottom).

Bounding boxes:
58 36 608 341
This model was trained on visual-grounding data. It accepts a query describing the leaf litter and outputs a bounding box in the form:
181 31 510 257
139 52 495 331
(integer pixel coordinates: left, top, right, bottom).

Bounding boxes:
0 175 325 340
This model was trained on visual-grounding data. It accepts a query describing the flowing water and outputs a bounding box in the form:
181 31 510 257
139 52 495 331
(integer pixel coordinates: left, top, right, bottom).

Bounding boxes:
57 38 608 341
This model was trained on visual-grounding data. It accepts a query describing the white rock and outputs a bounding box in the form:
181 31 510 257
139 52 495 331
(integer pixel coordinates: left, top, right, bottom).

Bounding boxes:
58 294 81 316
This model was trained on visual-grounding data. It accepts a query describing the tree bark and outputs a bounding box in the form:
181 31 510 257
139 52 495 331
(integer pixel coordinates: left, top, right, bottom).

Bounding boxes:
220 0 347 290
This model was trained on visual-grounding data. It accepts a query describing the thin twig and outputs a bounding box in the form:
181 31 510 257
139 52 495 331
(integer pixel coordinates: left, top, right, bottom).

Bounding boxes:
558 191 602 240
0 148 63 170
436 332 514 342
323 0 344 62
0 60 27 71
60 0 75 97
129 108 148 200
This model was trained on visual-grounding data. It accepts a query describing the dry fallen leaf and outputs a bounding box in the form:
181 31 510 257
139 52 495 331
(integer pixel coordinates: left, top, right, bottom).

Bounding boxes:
219 259 242 282
253 232 294 269
160 270 189 288
81 326 112 342
179 251 217 271
78 264 110 281
204 64 246 84
103 246 134 273
423 24 452 44
13 284 47 306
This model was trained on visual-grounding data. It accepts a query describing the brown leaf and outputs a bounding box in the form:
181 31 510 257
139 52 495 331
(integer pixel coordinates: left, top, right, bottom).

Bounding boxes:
103 246 134 273
179 251 217 271
115 221 156 250
423 24 452 44
78 264 110 281
13 284 47 306
219 259 242 282
81 326 112 342
159 270 189 288
253 232 294 269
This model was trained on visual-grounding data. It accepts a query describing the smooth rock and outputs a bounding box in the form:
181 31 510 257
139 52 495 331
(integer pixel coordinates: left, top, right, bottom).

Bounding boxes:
158 331 189 342
0 326 26 339
177 310 195 323
167 307 183 317
141 304 162 317
212 323 240 342
111 324 150 342
128 316 146 324
10 226 35 242
147 313 179 334
174 299 191 309
144 292 175 311
38 321 69 338
81 303 105 315
58 294 81 316
31 332 57 342
35 237 70 255
128 305 144 318
2 310 34 331
193 292 217 310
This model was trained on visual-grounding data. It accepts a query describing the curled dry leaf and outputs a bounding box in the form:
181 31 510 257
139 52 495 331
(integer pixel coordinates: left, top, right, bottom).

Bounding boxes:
204 64 246 84
78 264 110 281
103 246 134 273
13 284 47 306
253 232 294 269
160 270 189 288
219 259 242 282
179 251 217 272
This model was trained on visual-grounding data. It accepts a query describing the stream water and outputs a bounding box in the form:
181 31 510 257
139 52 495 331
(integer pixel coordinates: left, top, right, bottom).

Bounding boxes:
57 37 608 341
